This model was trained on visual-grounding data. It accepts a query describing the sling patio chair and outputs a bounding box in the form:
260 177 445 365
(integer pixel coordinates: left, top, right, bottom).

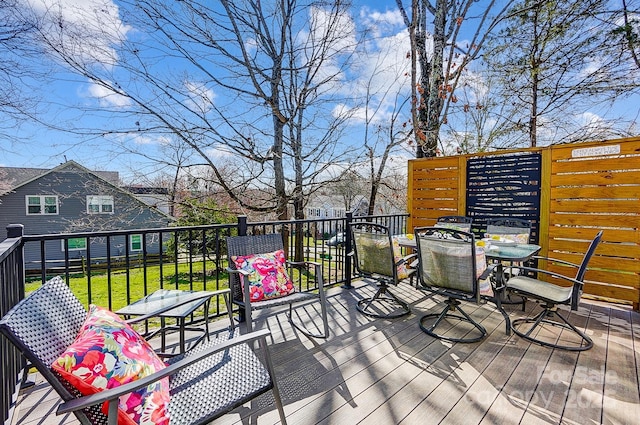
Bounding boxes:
485 217 532 245
503 230 603 351
349 222 416 318
435 215 473 232
414 226 494 343
485 217 534 307
226 233 329 339
0 276 288 425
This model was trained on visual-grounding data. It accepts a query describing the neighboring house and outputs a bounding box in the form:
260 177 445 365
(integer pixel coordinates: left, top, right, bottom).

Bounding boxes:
123 186 171 215
305 193 369 238
0 161 173 270
305 193 368 221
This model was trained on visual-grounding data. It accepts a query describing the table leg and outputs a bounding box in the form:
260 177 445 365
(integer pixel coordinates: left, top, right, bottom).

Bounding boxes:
179 317 185 353
491 263 511 336
160 317 166 352
204 299 210 342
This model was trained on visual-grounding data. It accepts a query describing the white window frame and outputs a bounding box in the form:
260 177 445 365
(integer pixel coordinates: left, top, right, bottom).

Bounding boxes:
26 195 59 215
87 195 114 214
130 234 143 251
62 237 87 251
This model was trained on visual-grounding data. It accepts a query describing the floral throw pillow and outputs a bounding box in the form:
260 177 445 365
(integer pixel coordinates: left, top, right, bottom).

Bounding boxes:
486 233 529 244
391 235 412 279
51 305 170 425
231 249 295 302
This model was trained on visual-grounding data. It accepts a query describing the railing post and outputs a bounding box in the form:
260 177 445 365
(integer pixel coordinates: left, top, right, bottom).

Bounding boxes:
342 212 353 289
237 215 248 236
6 224 24 239
6 224 25 297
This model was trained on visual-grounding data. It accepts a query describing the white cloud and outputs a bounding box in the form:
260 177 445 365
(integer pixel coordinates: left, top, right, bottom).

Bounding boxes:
86 82 131 107
359 7 405 37
184 81 216 113
334 29 412 125
579 112 604 127
23 0 131 68
106 132 166 146
206 144 234 160
310 6 358 55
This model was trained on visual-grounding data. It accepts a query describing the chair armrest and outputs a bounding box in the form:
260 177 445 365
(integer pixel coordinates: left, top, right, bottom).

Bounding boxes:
226 267 251 277
124 289 231 324
56 329 272 416
397 253 418 266
530 256 580 269
503 265 584 287
289 260 321 267
479 263 497 281
288 261 325 290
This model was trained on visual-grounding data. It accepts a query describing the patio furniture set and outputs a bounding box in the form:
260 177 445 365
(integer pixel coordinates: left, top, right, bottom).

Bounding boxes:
0 220 602 425
349 217 602 351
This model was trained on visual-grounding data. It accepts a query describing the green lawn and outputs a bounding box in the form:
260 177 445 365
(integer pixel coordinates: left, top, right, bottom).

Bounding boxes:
26 260 227 311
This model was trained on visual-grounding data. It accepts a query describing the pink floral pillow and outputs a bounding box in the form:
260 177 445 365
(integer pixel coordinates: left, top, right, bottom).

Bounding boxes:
51 305 170 425
391 235 411 279
231 249 295 302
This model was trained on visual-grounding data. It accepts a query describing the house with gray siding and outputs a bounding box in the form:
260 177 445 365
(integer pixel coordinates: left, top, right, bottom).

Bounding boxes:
0 161 173 270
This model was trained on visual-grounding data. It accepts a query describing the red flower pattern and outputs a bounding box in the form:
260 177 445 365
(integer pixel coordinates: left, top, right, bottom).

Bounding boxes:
232 249 295 302
52 305 170 425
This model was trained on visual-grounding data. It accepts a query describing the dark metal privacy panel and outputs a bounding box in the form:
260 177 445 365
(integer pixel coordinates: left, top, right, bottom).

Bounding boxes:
465 152 541 242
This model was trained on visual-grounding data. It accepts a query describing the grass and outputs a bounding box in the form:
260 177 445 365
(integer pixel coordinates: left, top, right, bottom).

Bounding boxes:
26 260 227 311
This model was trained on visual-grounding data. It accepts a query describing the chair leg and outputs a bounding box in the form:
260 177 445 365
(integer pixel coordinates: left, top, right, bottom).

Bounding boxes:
511 305 593 351
257 335 288 425
419 298 486 343
286 301 329 339
356 282 410 319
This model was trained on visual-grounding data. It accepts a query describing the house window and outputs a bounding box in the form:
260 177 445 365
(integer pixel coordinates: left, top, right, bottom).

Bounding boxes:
63 237 87 251
87 195 114 214
26 195 58 215
130 234 143 251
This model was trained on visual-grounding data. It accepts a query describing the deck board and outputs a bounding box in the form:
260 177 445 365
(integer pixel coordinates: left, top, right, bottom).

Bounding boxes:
601 307 640 425
12 279 640 425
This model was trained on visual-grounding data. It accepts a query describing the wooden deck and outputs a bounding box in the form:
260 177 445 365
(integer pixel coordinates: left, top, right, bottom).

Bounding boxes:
13 279 640 425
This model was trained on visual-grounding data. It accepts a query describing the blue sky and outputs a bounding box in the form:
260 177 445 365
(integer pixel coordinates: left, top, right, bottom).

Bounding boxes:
2 0 417 181
2 0 638 181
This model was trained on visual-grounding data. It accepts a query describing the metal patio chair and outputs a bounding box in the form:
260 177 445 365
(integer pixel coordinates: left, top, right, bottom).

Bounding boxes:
486 217 532 244
349 222 415 318
485 217 534 306
226 233 329 339
0 277 288 425
414 227 493 343
503 230 603 351
435 215 473 232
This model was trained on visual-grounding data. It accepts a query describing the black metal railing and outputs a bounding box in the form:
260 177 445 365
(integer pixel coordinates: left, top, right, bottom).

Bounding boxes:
0 225 27 425
0 212 408 425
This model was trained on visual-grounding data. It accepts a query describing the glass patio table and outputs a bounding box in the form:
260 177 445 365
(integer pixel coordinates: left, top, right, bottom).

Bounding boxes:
116 288 230 354
484 243 541 334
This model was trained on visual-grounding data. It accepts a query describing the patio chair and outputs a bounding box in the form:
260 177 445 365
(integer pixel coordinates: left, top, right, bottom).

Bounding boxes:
435 215 473 232
0 276 288 425
486 217 532 244
226 233 329 339
485 217 533 306
349 222 415 318
414 226 493 343
503 230 603 351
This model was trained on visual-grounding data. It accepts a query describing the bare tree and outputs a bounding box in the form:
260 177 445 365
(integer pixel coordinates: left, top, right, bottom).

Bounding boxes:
0 0 47 146
351 37 413 214
395 0 515 157
330 170 368 213
441 71 524 153
25 0 359 224
485 0 637 146
609 0 640 72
